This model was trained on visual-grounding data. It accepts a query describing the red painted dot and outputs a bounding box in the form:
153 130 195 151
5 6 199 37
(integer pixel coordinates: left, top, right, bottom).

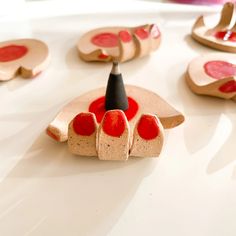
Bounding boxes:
0 45 28 62
204 61 236 80
88 96 139 123
98 53 109 59
73 113 96 136
137 115 159 140
134 28 149 40
91 33 118 47
119 30 132 43
219 80 236 93
102 110 126 137
150 24 161 39
214 31 236 42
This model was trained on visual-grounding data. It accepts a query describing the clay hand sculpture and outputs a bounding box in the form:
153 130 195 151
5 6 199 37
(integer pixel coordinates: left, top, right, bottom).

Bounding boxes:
77 24 161 62
192 2 236 52
186 53 236 101
47 62 184 160
0 39 49 81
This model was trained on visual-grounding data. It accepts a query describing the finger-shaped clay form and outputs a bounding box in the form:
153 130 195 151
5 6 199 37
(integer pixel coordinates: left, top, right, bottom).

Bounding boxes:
68 112 98 156
130 114 164 157
186 53 236 100
0 39 49 81
98 110 130 161
77 24 161 62
47 85 184 142
192 2 236 53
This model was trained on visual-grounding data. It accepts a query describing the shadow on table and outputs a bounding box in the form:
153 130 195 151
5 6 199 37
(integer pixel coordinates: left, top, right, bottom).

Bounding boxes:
176 67 236 175
0 127 157 235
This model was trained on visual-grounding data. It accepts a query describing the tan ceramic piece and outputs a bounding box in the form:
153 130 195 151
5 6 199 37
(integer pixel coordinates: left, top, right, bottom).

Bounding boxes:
0 39 49 81
186 53 236 100
68 113 98 157
192 2 236 52
77 24 161 62
97 110 130 161
130 114 164 158
47 85 185 142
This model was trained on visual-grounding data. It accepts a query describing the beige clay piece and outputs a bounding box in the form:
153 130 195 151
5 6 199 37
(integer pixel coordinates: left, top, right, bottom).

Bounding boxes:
0 39 50 81
47 85 185 142
97 110 130 161
67 111 165 160
77 24 161 62
130 114 164 158
68 112 98 157
192 2 236 53
186 53 236 100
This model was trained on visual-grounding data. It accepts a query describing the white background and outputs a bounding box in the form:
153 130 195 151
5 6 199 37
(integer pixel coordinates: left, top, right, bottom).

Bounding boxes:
0 1 235 236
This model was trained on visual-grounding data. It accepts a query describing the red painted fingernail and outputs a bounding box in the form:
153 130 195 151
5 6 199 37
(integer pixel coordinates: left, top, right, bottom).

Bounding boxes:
102 110 126 137
150 24 161 39
137 114 159 140
98 53 109 59
119 30 132 43
46 128 60 141
73 113 96 136
219 80 236 93
134 28 149 40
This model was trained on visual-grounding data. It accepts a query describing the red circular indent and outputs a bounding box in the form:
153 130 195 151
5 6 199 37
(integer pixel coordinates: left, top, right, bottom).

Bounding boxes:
88 96 139 123
204 61 236 80
73 113 96 136
102 110 126 137
150 24 161 39
91 33 118 47
137 115 159 140
135 28 149 40
219 80 236 93
119 30 132 43
0 45 28 62
214 31 236 42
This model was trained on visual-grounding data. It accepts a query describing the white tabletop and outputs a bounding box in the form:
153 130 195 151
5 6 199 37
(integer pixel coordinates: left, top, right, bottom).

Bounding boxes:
0 1 235 236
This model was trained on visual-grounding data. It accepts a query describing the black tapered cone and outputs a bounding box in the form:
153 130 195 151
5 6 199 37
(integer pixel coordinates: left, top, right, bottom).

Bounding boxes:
105 73 129 111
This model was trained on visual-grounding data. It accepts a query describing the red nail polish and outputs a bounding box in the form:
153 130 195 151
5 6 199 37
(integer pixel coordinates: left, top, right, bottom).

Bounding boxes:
137 114 160 140
73 113 96 136
102 110 126 137
119 30 132 43
135 28 149 40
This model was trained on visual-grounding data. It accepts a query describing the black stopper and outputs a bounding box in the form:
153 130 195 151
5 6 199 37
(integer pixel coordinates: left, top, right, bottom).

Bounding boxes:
105 61 129 111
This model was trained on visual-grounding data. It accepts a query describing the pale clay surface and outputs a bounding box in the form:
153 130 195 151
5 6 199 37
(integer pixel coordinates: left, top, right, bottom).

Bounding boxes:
0 38 50 81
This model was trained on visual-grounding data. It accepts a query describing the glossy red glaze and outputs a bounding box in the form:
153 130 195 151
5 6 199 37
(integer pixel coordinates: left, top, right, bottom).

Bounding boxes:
134 28 149 40
150 24 161 39
0 45 28 62
119 30 132 43
46 128 60 141
73 113 96 136
204 61 236 80
91 33 118 47
88 96 139 123
102 110 126 137
219 80 236 93
214 31 236 42
98 53 109 59
137 115 159 140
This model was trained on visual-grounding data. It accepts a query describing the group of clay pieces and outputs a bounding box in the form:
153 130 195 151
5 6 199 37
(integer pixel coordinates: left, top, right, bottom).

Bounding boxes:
47 62 184 160
68 111 164 161
187 2 236 100
1 2 235 161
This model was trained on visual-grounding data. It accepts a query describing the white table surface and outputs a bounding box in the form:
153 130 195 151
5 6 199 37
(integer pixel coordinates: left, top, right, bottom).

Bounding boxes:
0 1 235 236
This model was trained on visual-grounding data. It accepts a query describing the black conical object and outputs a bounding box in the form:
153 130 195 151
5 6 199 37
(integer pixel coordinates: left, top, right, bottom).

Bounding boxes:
105 61 129 111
